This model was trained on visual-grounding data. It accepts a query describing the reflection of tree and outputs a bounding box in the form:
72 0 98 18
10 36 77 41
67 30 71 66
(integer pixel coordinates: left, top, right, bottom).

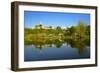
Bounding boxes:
54 39 63 48
35 44 42 49
65 38 89 55
25 36 89 55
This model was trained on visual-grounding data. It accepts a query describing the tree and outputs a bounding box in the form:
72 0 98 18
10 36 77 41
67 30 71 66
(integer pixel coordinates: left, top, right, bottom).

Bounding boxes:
69 26 76 35
35 25 38 29
55 26 63 35
86 25 90 35
75 21 87 39
64 26 75 37
56 26 61 30
49 26 52 29
38 24 42 29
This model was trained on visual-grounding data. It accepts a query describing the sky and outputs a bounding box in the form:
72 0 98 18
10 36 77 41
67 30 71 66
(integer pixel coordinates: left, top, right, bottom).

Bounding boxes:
24 11 90 28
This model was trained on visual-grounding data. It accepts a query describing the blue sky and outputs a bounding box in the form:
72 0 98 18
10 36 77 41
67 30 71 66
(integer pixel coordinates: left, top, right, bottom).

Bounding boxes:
24 11 90 28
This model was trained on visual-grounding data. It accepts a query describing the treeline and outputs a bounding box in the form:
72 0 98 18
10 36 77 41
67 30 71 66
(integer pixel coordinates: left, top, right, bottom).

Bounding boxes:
64 21 90 40
24 21 90 43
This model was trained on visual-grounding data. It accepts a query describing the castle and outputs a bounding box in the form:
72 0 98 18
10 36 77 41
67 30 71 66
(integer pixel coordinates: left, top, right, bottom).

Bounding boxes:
32 21 55 29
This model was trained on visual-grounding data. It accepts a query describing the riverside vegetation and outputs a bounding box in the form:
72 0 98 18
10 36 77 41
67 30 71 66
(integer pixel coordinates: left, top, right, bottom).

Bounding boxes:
24 21 90 51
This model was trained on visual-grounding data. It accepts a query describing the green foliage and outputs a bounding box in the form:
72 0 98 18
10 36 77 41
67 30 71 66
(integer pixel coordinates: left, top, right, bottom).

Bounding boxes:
75 21 87 39
24 21 90 46
64 21 90 40
66 26 76 36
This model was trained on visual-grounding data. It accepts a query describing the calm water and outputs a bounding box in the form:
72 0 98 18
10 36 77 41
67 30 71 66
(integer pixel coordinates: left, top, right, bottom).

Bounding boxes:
24 41 90 62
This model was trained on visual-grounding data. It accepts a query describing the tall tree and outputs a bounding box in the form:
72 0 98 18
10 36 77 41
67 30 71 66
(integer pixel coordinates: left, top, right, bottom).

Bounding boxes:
75 21 87 39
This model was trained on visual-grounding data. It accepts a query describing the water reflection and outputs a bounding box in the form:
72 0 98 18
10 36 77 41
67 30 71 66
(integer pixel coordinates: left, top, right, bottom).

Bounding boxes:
25 38 89 53
24 38 90 61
